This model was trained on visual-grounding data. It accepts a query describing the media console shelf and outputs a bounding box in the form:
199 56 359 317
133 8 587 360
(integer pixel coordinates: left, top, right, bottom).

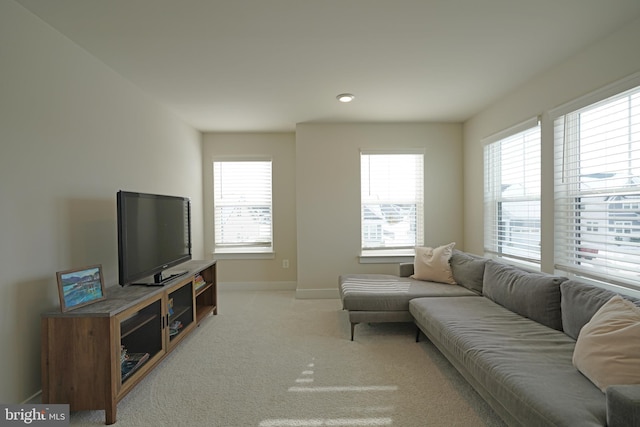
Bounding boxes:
41 260 217 425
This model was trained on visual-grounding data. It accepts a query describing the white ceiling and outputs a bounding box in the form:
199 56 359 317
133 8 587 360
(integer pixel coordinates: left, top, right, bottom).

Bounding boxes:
15 0 640 132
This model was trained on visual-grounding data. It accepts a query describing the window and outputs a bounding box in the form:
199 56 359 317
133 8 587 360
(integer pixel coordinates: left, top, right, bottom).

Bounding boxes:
360 152 424 252
484 118 541 264
213 160 272 253
554 82 640 289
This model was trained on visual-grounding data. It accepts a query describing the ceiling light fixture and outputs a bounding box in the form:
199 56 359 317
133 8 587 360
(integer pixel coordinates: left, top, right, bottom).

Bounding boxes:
336 93 355 103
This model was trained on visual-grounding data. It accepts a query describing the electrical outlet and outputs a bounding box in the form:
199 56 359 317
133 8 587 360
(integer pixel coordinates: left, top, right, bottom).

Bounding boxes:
282 259 289 269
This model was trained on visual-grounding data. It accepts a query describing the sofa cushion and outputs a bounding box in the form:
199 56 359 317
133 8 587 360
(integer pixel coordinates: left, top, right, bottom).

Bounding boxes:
411 242 456 284
560 280 640 340
573 295 640 392
483 260 566 331
449 250 486 295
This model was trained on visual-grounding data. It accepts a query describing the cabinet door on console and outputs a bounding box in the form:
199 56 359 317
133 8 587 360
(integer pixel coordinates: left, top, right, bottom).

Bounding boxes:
166 280 195 347
117 294 165 395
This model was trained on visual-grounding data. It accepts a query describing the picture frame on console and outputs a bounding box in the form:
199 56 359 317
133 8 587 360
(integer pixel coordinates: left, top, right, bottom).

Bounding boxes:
56 264 106 312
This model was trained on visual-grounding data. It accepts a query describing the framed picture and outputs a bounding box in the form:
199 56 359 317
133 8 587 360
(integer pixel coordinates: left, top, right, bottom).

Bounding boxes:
56 264 107 312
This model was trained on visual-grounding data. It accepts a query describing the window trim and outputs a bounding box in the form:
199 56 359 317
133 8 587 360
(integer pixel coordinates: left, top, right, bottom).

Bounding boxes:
482 116 540 146
549 71 640 120
552 73 640 292
212 157 274 256
359 149 425 260
483 116 542 266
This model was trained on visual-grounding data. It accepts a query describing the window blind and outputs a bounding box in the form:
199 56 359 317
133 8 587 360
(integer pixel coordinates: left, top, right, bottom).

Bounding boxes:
484 119 541 263
361 152 424 250
213 160 272 249
554 84 640 289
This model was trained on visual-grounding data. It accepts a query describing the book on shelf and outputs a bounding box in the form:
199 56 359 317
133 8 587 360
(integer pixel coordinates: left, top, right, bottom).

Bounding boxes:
194 274 206 290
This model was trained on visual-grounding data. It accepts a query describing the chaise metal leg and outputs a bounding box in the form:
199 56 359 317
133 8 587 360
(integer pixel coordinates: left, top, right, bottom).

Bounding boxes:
350 322 357 341
415 326 421 342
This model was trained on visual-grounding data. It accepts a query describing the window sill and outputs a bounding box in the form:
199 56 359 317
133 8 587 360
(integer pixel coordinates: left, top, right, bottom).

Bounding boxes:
213 248 275 260
359 250 415 264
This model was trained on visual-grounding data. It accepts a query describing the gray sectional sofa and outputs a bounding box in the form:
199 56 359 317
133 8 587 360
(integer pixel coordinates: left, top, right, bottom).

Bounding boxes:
338 250 640 427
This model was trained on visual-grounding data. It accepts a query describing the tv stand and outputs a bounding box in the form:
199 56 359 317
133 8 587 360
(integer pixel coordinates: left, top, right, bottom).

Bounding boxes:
41 260 217 425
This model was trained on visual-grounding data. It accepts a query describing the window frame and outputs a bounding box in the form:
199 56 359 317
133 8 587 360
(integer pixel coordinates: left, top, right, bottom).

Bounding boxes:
212 158 274 258
552 72 640 292
483 117 542 267
359 150 425 262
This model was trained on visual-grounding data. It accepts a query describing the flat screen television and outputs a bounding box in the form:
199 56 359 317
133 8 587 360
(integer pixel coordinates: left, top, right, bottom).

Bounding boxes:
117 191 192 286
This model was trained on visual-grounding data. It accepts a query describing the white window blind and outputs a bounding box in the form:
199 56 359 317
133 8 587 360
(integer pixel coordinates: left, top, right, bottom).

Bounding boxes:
484 119 541 264
554 83 640 289
213 160 272 250
361 152 424 251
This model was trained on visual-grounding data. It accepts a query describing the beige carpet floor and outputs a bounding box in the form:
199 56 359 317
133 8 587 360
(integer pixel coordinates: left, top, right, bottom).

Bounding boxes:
69 290 506 427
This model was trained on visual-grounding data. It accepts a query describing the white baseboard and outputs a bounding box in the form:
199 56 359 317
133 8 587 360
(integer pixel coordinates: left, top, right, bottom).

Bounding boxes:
295 288 340 299
218 281 297 291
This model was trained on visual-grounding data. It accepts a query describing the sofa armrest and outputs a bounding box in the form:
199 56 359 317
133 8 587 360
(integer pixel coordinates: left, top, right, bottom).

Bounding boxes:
607 385 640 427
399 263 414 277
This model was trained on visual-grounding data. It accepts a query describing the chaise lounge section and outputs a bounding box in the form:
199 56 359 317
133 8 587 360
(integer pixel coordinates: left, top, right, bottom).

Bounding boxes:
339 247 486 340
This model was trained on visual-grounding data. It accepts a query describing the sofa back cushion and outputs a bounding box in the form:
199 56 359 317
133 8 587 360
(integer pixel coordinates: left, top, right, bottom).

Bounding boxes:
560 279 640 340
449 250 486 295
483 260 566 331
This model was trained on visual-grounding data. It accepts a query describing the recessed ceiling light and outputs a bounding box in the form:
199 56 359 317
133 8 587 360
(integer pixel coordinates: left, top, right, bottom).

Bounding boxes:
336 93 355 103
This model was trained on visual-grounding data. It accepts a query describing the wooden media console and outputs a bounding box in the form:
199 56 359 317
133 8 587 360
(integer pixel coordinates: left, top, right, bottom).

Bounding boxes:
41 260 217 425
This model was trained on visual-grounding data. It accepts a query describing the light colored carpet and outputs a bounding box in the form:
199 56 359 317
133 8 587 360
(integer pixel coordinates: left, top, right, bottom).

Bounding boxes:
70 291 506 427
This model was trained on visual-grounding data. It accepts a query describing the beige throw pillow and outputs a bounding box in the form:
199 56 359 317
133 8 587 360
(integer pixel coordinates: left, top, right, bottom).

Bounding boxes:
572 295 640 392
411 242 456 284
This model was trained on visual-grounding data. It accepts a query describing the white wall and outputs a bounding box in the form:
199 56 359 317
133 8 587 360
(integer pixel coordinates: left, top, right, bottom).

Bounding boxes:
295 123 463 298
0 1 202 403
463 15 640 273
202 133 297 287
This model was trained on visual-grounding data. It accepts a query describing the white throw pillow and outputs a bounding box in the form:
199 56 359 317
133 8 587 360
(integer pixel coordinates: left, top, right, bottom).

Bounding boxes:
572 295 640 392
411 242 456 284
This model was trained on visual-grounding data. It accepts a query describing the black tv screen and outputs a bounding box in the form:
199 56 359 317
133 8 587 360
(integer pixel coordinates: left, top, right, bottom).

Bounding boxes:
117 191 192 286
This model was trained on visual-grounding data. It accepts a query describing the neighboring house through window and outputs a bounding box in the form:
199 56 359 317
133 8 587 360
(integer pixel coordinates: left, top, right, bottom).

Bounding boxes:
213 159 272 254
